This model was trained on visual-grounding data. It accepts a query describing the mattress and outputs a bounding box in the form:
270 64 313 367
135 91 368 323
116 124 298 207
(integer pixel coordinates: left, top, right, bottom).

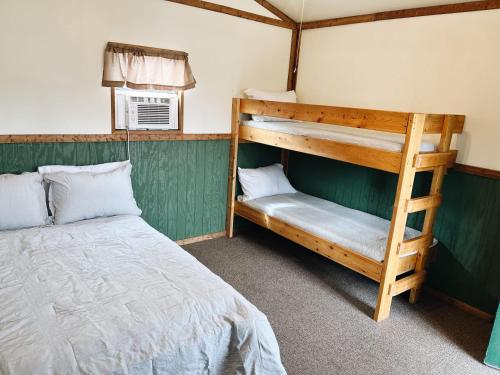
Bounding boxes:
0 215 285 375
243 120 437 152
241 192 432 262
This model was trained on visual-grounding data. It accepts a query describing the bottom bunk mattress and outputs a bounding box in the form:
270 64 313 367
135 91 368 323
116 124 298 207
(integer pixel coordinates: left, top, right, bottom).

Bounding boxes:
240 192 431 262
0 215 285 375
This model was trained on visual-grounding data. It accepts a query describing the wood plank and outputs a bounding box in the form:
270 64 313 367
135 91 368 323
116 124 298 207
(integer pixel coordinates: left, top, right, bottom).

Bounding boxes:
253 0 297 24
389 271 427 296
239 125 403 173
424 114 465 134
287 28 300 91
240 99 410 133
424 287 494 322
176 230 226 245
374 113 427 322
454 163 500 180
226 99 241 238
406 194 442 213
415 151 458 170
409 115 456 303
302 0 500 29
235 201 384 282
396 254 418 275
0 133 231 144
398 234 433 256
166 0 295 29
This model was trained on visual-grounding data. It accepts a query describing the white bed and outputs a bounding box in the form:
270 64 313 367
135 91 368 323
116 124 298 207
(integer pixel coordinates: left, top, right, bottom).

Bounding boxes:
243 120 437 153
240 192 432 262
0 215 286 374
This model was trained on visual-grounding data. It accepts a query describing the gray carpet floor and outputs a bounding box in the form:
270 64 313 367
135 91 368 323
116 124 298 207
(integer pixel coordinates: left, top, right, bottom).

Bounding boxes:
183 227 497 375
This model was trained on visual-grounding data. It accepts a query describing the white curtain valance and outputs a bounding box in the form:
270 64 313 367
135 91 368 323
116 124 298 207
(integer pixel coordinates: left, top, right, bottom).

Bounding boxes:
102 42 196 91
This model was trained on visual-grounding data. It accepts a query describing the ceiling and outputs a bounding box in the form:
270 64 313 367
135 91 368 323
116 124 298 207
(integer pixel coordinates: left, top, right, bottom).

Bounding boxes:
265 0 482 22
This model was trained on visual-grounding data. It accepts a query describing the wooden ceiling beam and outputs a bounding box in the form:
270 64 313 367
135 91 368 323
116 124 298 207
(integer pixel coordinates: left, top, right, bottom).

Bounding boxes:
253 0 297 24
166 0 296 29
302 0 500 29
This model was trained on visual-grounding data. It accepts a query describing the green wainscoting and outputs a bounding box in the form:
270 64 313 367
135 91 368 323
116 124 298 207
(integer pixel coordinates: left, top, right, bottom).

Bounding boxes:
236 146 500 315
0 141 230 241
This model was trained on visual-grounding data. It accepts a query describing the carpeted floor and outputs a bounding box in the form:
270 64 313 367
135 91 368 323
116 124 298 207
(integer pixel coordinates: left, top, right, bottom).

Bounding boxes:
183 227 497 375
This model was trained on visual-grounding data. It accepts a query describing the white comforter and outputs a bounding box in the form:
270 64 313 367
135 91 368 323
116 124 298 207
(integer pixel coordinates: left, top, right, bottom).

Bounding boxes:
0 216 285 375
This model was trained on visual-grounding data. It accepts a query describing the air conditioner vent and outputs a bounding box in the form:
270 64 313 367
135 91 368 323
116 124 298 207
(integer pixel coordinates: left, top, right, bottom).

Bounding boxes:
137 104 171 125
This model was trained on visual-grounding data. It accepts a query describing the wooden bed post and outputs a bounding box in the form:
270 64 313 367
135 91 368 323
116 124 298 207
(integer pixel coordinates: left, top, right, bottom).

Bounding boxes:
226 98 241 238
408 115 455 303
374 113 426 322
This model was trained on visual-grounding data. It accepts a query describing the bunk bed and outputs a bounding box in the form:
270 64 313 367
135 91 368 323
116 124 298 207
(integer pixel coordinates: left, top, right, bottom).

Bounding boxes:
226 98 465 322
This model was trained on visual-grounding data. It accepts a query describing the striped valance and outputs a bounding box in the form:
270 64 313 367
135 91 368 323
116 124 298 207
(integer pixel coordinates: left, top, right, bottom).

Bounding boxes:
102 42 196 91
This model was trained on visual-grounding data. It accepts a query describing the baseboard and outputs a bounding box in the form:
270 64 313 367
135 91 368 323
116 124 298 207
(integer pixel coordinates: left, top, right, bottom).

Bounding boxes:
424 287 494 322
176 231 226 246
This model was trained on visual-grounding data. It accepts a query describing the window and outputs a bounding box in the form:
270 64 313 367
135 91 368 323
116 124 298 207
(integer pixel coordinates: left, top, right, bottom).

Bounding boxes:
102 42 195 134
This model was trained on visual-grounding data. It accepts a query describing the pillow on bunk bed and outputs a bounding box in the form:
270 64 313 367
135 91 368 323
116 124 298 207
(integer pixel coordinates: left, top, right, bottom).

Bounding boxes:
0 172 50 231
238 163 296 202
244 88 297 122
44 163 141 225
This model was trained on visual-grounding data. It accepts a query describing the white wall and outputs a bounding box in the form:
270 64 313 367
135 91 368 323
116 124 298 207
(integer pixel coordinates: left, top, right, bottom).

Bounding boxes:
0 0 290 134
297 10 500 170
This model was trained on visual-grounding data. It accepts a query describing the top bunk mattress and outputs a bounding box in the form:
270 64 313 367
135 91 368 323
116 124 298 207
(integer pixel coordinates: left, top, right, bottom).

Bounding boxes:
242 120 437 153
240 192 432 262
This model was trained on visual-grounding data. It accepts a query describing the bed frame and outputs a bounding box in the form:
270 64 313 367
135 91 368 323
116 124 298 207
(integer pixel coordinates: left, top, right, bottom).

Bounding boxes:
226 98 465 322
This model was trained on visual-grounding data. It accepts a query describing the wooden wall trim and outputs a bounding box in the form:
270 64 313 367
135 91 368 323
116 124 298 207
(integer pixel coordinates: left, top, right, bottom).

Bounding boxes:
287 28 300 91
424 287 494 321
302 0 500 29
166 0 296 29
176 230 226 245
454 163 500 179
253 0 296 24
0 133 231 144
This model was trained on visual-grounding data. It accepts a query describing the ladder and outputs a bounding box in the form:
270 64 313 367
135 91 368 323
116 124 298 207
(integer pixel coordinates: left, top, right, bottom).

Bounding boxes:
374 114 457 322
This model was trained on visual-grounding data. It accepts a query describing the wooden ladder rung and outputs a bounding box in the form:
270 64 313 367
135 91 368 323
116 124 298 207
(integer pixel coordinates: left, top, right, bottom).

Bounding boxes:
406 194 442 213
389 271 427 296
398 233 433 256
414 151 457 170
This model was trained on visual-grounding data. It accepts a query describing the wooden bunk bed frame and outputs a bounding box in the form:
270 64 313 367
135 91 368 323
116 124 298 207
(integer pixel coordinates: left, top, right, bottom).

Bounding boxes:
226 98 465 322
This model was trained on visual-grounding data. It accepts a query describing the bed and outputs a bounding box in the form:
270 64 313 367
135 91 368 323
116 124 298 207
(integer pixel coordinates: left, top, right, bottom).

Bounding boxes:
243 119 437 153
0 215 286 374
239 192 432 263
228 98 464 321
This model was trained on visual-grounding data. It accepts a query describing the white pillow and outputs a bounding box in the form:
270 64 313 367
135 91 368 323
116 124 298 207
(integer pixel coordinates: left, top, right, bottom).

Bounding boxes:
237 163 296 202
0 172 50 231
39 160 130 214
244 89 297 122
38 160 129 175
44 163 141 225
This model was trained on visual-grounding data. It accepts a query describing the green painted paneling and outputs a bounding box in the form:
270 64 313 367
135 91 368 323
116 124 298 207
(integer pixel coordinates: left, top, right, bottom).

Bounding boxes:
236 148 500 314
0 141 230 241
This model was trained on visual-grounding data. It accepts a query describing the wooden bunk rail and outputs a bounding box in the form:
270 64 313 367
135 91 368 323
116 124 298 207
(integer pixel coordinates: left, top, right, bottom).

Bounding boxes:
239 125 403 173
234 201 384 282
239 99 465 134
